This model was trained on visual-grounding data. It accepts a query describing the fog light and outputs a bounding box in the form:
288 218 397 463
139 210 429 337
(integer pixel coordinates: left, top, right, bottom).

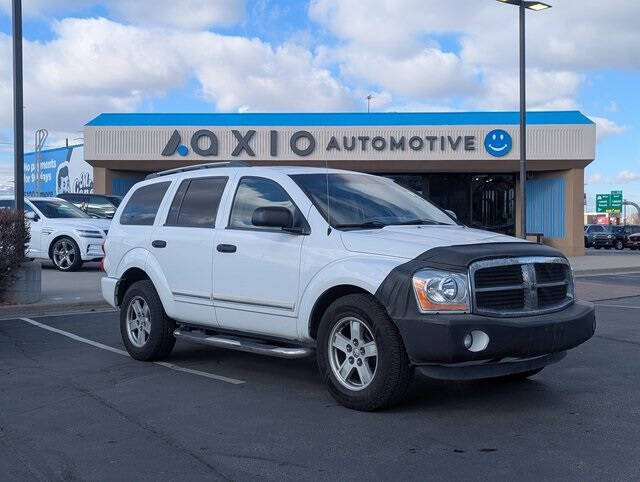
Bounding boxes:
463 330 490 352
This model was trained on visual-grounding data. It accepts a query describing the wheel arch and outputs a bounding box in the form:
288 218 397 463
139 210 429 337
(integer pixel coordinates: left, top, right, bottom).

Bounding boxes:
308 284 373 340
116 267 151 307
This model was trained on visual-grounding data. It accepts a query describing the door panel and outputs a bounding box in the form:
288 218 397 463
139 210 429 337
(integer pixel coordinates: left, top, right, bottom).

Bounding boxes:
213 176 306 338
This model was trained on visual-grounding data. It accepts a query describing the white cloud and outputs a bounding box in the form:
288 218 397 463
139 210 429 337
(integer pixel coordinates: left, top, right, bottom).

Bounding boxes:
589 116 628 143
0 17 355 140
0 0 245 29
615 170 640 184
585 173 603 185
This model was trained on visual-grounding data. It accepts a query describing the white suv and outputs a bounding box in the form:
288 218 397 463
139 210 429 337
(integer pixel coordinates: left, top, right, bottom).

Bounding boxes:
0 196 110 271
102 163 595 411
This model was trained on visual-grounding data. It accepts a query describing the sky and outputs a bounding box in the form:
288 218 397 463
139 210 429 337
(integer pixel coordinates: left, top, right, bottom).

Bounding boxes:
0 0 638 209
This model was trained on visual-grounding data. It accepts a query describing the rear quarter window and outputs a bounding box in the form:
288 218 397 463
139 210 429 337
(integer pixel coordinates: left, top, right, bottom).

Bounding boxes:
120 181 171 226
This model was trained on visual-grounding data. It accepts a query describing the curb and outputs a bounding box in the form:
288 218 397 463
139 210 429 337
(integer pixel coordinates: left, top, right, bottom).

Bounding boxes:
0 301 115 320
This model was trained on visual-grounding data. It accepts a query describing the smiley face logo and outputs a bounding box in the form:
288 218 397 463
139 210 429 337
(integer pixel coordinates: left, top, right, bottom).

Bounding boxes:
484 129 512 157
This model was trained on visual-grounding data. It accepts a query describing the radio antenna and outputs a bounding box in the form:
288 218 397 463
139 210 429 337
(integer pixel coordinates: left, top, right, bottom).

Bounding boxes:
325 157 332 236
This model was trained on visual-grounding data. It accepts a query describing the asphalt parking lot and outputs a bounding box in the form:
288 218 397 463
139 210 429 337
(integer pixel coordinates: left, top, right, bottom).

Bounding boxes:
1 274 640 481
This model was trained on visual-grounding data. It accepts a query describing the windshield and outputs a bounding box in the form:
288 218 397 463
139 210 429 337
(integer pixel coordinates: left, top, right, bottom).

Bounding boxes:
107 196 122 207
32 199 90 218
290 173 456 229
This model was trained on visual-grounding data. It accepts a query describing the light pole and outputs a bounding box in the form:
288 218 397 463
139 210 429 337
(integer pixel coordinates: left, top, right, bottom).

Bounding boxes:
497 0 551 238
366 94 373 113
12 0 24 214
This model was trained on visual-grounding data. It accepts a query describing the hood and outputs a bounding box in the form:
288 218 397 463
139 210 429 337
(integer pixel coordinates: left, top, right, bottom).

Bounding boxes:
341 225 525 259
47 217 111 232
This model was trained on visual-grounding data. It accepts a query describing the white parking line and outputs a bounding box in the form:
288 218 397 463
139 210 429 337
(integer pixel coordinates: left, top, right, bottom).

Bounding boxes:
20 317 245 385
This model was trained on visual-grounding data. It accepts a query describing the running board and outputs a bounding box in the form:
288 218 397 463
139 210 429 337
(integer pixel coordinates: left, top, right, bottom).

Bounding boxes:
173 328 314 359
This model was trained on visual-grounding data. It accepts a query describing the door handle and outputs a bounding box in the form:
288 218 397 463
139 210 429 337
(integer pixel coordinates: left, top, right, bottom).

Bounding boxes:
152 240 167 248
217 243 236 253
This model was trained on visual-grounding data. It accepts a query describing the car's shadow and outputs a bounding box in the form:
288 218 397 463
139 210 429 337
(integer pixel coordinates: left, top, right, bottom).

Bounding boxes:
166 340 560 412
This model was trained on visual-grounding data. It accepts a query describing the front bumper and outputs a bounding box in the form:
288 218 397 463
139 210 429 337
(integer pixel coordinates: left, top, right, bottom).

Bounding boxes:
394 300 596 365
592 238 615 247
80 239 105 261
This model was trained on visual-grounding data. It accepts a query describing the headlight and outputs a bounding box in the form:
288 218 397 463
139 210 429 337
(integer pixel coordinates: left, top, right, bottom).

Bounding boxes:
74 229 104 239
412 269 470 313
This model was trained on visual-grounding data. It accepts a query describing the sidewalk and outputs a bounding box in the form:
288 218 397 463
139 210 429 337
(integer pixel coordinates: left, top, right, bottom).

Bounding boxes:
0 262 112 319
569 249 640 275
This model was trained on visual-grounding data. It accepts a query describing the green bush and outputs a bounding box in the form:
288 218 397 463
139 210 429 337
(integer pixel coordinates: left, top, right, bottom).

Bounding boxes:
0 209 31 294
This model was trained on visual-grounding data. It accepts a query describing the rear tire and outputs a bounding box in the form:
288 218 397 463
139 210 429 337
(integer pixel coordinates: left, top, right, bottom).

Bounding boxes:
317 293 413 411
614 239 624 250
120 280 175 361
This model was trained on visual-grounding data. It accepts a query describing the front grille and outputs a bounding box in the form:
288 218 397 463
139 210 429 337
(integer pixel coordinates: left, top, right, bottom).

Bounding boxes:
470 257 573 316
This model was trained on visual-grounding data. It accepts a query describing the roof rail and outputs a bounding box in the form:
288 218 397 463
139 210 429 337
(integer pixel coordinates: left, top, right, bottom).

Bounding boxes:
145 161 249 180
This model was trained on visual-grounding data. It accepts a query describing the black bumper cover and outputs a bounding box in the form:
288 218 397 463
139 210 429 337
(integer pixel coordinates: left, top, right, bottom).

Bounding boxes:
396 300 595 365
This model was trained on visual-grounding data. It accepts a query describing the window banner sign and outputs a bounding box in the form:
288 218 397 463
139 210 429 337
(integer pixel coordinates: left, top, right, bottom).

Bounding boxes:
24 145 93 196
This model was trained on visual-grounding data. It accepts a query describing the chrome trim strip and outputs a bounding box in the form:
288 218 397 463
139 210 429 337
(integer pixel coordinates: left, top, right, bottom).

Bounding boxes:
212 294 295 311
469 256 573 317
172 291 211 301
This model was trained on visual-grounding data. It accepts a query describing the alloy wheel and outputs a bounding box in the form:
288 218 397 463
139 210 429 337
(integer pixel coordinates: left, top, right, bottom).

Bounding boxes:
328 316 378 391
53 239 76 270
126 296 151 348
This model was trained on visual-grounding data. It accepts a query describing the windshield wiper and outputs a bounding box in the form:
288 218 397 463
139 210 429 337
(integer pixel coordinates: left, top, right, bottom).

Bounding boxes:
392 219 447 226
334 220 387 230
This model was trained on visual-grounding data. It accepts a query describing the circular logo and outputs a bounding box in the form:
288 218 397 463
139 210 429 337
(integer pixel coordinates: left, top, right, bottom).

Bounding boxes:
484 129 512 157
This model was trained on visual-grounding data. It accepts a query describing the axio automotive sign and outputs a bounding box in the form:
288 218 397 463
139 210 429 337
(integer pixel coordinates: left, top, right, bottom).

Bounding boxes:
161 129 512 159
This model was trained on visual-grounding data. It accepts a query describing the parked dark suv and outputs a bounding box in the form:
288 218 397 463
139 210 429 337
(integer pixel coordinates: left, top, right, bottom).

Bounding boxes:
592 225 626 250
584 224 607 248
58 193 122 219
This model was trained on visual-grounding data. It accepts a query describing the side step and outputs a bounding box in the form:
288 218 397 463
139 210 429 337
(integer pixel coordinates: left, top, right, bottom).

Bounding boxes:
173 328 315 359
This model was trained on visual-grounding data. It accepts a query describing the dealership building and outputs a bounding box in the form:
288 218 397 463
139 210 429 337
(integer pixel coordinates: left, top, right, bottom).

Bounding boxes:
84 111 595 255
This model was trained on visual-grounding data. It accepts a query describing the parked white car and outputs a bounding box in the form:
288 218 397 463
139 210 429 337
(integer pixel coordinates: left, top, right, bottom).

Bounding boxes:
101 163 595 411
0 196 110 271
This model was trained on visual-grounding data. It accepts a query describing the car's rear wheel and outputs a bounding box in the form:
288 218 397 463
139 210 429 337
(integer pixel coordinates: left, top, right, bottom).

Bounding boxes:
614 239 624 250
317 293 413 411
120 280 175 361
51 237 82 271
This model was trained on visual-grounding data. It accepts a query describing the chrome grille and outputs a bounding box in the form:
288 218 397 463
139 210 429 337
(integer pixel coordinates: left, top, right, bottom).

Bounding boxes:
470 256 573 317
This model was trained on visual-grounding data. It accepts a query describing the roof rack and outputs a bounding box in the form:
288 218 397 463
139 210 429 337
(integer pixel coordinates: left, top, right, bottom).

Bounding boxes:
146 161 249 180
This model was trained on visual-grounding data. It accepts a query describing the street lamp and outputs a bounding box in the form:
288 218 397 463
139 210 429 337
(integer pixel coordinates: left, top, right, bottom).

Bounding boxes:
497 0 551 239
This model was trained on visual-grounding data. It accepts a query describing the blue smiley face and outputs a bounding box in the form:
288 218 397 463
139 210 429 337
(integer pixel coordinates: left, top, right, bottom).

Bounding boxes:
484 129 512 157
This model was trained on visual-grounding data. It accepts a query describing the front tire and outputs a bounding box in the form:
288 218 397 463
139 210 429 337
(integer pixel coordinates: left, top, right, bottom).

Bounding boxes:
51 237 82 271
614 239 624 250
317 293 413 411
120 280 175 361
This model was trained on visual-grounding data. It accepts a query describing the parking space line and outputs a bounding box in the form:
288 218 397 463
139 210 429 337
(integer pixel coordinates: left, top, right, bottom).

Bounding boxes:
20 317 245 385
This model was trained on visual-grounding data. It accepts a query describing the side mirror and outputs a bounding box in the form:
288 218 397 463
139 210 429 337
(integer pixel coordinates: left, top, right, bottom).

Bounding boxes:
445 209 458 221
25 211 39 221
252 206 293 230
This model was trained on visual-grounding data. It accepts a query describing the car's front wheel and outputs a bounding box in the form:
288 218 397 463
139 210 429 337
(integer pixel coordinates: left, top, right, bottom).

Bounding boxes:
51 237 82 271
317 293 413 411
120 280 175 361
614 239 624 250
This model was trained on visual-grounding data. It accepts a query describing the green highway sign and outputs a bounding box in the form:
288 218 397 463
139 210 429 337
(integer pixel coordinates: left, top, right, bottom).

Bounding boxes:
596 193 610 213
611 190 623 212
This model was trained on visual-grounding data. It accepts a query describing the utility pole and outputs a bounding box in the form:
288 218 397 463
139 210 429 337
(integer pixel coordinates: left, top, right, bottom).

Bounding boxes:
366 94 373 113
518 1 526 238
12 0 24 214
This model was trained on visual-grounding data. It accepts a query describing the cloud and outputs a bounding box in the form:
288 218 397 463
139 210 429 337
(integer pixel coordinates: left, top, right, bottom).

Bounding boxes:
615 170 640 184
589 116 628 143
0 0 246 29
585 173 603 185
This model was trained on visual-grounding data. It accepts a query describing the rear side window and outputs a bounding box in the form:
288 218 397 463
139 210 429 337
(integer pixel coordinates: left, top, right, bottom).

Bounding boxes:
165 177 227 228
120 181 170 226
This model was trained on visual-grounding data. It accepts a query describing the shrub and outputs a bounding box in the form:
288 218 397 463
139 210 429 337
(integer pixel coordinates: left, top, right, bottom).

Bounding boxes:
0 209 31 294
